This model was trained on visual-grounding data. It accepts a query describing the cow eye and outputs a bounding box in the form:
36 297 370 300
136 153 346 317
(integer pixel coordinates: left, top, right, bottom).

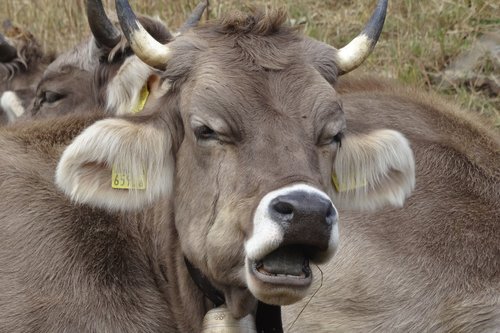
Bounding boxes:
42 91 64 104
332 132 343 147
194 125 218 141
319 131 343 147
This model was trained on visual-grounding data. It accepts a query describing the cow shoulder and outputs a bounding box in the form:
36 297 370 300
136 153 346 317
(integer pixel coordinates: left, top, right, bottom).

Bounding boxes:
0 114 101 229
0 114 100 162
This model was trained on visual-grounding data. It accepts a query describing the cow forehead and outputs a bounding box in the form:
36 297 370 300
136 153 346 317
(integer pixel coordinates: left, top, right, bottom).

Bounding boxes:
37 66 91 93
45 38 99 75
162 20 345 139
185 61 341 124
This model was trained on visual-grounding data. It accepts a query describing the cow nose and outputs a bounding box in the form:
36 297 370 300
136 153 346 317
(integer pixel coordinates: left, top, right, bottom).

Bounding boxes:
269 191 336 251
270 192 336 224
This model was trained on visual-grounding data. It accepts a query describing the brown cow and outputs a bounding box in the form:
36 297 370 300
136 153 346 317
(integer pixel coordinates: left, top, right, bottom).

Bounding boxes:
283 76 500 332
0 0 416 331
1 0 206 126
20 0 206 120
0 21 54 123
25 1 170 120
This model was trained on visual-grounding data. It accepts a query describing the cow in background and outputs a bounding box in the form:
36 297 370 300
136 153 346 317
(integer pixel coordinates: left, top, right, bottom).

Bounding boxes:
28 0 208 119
3 0 207 123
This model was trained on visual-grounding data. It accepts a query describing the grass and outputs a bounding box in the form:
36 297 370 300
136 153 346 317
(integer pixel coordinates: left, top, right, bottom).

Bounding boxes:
2 0 499 127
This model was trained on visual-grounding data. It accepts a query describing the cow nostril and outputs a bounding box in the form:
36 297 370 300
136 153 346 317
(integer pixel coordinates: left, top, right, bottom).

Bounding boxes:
326 204 335 218
272 201 294 216
325 204 336 225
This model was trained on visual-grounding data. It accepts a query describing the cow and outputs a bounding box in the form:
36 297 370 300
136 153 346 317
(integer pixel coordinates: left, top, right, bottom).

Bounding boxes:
283 75 500 332
25 1 170 120
15 0 207 121
0 21 54 123
0 0 416 331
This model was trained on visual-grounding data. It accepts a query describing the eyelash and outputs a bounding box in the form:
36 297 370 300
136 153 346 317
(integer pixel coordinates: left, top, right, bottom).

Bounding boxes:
332 132 343 147
194 125 218 141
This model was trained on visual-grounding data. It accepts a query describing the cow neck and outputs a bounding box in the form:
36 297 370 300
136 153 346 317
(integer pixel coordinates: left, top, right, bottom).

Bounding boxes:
184 257 225 306
184 257 284 333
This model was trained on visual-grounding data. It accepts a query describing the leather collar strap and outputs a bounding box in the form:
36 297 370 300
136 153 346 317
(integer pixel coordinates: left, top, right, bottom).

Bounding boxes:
184 257 225 307
184 257 283 333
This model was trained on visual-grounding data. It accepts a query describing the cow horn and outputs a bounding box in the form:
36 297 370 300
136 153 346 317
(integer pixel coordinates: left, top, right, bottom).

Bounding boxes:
87 0 121 49
335 0 388 75
0 33 17 62
115 0 172 69
177 0 209 34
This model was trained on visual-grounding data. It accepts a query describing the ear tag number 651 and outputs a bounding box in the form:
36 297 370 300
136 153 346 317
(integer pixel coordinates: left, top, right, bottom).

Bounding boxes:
111 167 147 190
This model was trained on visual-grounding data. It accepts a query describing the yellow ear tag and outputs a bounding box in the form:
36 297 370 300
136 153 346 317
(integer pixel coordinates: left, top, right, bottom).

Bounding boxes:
332 172 367 193
111 166 147 190
132 84 149 113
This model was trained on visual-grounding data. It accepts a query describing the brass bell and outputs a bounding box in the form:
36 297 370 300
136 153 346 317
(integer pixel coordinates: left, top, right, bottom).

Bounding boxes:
201 306 257 333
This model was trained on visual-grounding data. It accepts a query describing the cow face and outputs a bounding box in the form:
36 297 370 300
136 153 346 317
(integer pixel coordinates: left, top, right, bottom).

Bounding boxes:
29 16 171 119
57 2 414 315
170 51 344 308
31 59 97 118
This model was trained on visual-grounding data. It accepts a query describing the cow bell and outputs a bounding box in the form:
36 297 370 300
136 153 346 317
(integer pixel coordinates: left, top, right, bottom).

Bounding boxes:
201 306 257 333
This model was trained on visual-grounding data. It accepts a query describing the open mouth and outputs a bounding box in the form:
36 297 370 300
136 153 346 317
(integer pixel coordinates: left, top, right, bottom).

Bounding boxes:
250 245 314 287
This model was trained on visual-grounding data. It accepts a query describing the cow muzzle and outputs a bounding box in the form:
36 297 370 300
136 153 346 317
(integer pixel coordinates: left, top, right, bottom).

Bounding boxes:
245 183 339 305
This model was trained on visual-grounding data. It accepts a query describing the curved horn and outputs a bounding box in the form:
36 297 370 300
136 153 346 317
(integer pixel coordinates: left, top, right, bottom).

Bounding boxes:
0 33 17 62
115 0 172 69
87 0 121 49
177 0 209 34
336 0 388 75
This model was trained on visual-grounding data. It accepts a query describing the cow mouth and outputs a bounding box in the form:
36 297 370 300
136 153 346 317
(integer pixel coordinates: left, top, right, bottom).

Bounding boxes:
250 245 313 287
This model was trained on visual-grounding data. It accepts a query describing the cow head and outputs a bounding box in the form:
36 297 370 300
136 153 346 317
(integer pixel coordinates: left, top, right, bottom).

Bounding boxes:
28 0 207 119
56 0 414 317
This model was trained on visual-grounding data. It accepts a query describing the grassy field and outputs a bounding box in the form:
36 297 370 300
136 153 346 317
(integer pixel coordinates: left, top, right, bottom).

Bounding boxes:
2 0 499 126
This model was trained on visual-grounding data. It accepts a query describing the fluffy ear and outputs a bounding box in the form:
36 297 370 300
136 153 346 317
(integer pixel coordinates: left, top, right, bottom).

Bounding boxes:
56 118 174 211
330 129 415 211
105 56 156 115
105 56 171 116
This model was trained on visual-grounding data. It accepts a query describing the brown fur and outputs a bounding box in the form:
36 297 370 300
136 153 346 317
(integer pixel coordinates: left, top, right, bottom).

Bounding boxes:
284 76 500 332
216 7 289 36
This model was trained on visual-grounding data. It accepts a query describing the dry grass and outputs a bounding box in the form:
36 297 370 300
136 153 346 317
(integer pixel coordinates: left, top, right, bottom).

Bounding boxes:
2 0 499 126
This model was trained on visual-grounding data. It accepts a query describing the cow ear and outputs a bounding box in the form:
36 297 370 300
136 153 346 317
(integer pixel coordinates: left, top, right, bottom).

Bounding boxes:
56 117 174 211
105 57 161 115
330 129 415 211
